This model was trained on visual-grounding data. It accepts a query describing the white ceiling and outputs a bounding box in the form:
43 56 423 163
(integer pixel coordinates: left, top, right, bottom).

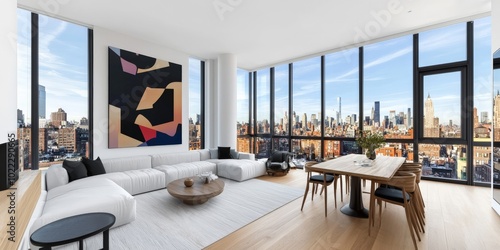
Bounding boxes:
18 0 491 70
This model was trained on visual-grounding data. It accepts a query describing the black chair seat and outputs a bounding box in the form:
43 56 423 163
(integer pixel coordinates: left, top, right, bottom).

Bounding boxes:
310 174 334 183
374 187 410 203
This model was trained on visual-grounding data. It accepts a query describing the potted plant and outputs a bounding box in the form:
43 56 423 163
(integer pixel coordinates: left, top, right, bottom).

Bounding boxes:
355 130 385 160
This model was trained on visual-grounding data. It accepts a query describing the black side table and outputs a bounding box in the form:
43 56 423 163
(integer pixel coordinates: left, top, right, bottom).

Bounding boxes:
30 212 116 250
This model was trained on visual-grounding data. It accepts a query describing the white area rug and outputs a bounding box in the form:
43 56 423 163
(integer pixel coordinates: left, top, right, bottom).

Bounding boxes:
55 178 304 250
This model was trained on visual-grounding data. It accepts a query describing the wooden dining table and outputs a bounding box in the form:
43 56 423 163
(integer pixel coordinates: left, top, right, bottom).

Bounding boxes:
307 154 406 218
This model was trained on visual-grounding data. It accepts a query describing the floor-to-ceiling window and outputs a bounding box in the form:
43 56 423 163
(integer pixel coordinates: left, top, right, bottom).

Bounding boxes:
324 48 359 157
272 64 290 152
238 16 492 187
291 57 322 159
472 17 493 184
188 58 205 150
236 69 252 153
17 9 91 170
417 22 469 182
255 69 271 157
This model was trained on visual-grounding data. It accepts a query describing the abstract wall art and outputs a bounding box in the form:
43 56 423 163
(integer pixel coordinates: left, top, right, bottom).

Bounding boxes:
108 46 182 148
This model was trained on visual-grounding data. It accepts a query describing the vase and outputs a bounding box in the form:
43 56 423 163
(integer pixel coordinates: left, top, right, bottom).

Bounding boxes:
184 178 194 187
365 147 376 160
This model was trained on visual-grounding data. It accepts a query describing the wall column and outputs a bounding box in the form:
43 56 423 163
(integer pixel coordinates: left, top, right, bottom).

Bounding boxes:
217 54 237 148
0 0 17 143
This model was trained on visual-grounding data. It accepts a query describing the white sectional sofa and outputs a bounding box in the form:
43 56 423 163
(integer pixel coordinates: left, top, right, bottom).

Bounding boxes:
152 149 266 184
28 149 265 249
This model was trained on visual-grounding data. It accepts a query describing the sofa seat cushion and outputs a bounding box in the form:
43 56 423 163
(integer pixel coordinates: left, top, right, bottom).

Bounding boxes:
216 159 266 181
89 169 165 195
31 178 136 236
154 161 217 185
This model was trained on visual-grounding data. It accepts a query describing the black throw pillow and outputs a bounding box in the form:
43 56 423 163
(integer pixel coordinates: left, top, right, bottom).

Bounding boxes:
218 146 231 159
62 160 88 182
81 157 106 176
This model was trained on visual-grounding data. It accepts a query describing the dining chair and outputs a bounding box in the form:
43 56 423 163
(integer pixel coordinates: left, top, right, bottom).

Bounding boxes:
301 167 340 217
368 171 419 250
320 173 344 202
398 164 425 231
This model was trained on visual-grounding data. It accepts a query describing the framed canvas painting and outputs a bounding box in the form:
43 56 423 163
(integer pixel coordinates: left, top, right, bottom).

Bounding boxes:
108 46 182 148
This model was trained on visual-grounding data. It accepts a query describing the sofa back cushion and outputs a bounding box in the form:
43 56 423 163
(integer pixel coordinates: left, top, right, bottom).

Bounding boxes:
151 151 201 167
46 164 69 191
198 149 210 161
101 155 152 173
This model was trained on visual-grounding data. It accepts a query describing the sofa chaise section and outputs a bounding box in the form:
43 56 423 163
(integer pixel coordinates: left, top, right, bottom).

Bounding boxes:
210 159 266 181
30 177 136 237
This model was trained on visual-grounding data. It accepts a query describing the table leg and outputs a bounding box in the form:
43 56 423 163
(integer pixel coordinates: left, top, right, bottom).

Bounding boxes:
79 239 83 250
103 229 109 250
340 176 369 218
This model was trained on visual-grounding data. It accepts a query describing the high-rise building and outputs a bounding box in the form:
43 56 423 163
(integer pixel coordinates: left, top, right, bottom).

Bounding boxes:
424 94 439 137
370 106 374 124
17 109 24 127
480 112 488 124
39 85 46 119
310 114 317 128
494 91 500 140
338 97 341 125
51 108 67 127
389 110 396 127
407 108 411 127
301 113 307 129
345 115 352 125
374 101 380 125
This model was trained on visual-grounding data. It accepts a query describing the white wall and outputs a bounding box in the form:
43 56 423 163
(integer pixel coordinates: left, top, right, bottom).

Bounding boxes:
0 1 17 143
217 54 237 148
93 27 189 158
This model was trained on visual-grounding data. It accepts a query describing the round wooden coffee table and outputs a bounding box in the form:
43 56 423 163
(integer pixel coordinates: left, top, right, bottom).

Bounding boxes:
167 177 225 205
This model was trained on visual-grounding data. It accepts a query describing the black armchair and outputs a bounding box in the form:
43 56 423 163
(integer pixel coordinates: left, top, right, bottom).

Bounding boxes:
266 151 291 176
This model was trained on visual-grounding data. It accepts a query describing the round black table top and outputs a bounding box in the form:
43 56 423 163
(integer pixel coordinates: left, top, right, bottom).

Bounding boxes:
31 212 116 247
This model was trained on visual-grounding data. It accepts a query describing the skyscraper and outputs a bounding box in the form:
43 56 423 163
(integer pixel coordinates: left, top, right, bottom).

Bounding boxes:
374 101 380 125
407 108 411 127
494 91 500 139
370 106 375 125
389 110 396 128
17 109 25 127
338 97 341 125
424 94 439 137
302 113 307 129
480 112 488 124
39 85 46 119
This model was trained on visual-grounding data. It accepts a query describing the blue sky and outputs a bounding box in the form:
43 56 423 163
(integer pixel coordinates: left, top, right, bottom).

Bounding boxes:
237 16 492 127
188 58 201 121
17 9 88 122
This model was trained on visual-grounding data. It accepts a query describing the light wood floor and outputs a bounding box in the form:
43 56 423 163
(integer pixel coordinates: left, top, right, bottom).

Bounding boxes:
206 168 500 250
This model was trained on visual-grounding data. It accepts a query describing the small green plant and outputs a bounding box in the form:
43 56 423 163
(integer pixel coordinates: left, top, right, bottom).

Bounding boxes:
355 130 385 151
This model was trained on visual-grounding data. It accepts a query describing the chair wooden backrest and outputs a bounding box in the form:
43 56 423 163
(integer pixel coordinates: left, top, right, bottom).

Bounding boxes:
385 171 416 193
399 165 422 184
